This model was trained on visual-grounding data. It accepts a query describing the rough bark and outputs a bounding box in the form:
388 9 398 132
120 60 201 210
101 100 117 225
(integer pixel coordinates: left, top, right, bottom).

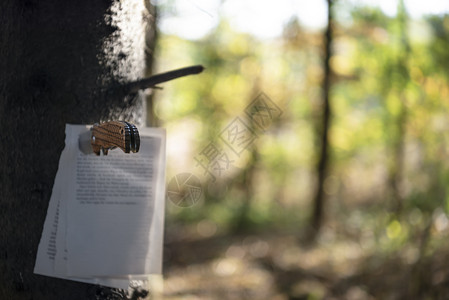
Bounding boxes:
0 0 155 299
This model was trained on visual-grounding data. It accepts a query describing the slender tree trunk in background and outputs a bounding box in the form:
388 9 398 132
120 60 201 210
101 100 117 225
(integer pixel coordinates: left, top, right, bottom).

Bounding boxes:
0 1 156 299
232 85 261 232
391 95 407 215
234 148 258 232
310 0 333 235
389 0 410 216
144 2 159 127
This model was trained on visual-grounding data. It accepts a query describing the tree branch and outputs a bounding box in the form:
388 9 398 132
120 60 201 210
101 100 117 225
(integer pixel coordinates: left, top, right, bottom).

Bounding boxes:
125 65 204 94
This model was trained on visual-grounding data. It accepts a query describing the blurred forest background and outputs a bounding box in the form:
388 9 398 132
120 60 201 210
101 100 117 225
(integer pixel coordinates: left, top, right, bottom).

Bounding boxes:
149 0 449 298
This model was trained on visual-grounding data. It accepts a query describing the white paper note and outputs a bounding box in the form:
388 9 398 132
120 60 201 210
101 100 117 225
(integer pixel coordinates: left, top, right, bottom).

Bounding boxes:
34 124 166 289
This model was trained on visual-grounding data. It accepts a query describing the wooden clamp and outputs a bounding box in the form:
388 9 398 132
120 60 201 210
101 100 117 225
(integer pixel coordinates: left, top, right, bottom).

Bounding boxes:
77 65 204 155
79 121 140 155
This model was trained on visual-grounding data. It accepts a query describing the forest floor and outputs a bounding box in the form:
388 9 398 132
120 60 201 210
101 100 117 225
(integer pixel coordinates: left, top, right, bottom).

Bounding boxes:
161 224 449 300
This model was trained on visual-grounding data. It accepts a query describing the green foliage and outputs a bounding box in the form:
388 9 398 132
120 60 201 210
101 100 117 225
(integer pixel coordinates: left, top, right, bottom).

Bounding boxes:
156 3 449 253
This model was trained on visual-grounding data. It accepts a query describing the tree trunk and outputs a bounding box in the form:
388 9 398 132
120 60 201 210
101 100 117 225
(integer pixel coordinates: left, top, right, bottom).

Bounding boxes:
388 0 410 216
310 0 333 235
0 1 156 299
